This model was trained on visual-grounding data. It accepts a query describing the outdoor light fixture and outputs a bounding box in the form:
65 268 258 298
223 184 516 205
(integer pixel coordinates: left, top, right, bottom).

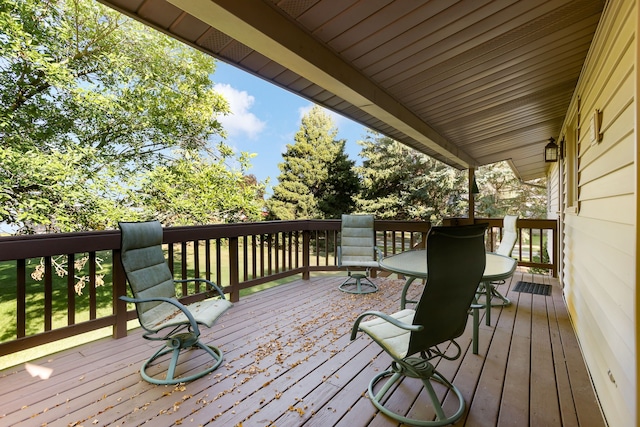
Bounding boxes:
544 137 558 162
471 176 480 194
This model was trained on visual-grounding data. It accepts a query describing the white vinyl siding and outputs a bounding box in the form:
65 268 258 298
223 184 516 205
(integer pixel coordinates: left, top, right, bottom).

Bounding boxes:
556 0 636 425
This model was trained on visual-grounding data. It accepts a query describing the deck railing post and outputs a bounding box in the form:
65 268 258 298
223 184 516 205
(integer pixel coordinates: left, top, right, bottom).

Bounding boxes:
112 248 128 339
302 229 310 280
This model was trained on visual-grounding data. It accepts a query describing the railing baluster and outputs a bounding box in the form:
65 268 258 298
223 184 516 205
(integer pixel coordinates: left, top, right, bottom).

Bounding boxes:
67 253 75 326
205 239 212 282
216 239 222 288
259 234 265 277
275 233 281 273
167 244 175 275
242 235 249 281
287 231 292 271
229 236 239 302
181 242 188 295
89 252 97 320
112 248 128 339
44 256 53 332
252 235 257 279
267 234 273 275
17 259 26 338
294 231 299 269
193 240 200 293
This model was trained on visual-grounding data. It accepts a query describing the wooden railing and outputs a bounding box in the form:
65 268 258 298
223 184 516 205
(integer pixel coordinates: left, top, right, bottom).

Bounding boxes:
0 220 430 357
445 217 558 277
0 217 556 357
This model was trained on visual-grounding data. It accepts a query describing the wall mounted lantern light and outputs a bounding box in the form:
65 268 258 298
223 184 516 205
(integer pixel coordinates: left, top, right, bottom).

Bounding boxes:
544 137 558 162
471 176 480 194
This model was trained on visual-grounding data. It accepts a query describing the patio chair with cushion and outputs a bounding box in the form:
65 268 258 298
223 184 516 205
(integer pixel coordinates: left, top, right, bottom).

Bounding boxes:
337 214 382 294
482 214 518 307
119 220 232 385
351 223 487 426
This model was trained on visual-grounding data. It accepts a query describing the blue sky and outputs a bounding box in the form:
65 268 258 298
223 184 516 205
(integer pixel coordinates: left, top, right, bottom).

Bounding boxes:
211 61 370 193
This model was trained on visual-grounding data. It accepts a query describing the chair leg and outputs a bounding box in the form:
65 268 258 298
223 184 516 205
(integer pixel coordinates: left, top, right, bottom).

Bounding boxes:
471 303 480 355
338 273 378 294
489 283 511 306
476 281 511 326
140 332 224 385
477 282 511 307
367 366 465 426
400 276 418 309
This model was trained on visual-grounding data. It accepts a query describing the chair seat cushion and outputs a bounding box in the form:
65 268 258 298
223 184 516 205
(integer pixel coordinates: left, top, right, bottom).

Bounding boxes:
358 309 415 360
340 260 380 268
146 298 233 331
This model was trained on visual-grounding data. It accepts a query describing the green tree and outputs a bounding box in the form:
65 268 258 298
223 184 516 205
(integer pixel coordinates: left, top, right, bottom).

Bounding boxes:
475 161 547 218
355 131 467 223
317 140 360 218
0 0 230 232
267 106 359 219
137 148 265 226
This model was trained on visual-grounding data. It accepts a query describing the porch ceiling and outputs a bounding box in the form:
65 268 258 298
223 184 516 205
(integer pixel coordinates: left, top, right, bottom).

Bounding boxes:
98 0 605 181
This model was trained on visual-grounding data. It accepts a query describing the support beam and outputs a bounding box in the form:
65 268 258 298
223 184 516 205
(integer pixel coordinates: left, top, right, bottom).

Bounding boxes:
469 168 477 222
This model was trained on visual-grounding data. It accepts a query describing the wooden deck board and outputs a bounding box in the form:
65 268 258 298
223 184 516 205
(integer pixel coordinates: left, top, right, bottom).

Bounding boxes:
0 272 605 427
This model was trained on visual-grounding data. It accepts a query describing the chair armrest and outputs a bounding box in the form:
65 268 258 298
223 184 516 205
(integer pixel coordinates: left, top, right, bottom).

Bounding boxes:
351 310 423 340
119 295 201 335
174 278 227 299
375 246 383 261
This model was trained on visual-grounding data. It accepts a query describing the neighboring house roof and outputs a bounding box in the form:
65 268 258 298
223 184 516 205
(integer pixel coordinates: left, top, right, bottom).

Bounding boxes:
99 0 605 181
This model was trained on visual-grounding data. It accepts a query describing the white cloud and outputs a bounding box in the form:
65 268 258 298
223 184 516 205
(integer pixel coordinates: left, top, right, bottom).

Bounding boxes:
298 104 314 120
214 83 266 140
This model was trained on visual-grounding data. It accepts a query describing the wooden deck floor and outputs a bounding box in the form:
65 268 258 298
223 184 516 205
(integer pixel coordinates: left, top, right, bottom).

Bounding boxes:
0 271 606 427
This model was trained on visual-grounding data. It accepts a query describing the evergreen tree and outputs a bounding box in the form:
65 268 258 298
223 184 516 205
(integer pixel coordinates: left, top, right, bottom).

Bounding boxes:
267 106 359 219
355 131 466 223
475 162 547 218
317 140 360 218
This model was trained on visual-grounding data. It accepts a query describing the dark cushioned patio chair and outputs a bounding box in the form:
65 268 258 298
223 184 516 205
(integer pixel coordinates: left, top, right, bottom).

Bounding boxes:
119 221 232 385
351 223 487 426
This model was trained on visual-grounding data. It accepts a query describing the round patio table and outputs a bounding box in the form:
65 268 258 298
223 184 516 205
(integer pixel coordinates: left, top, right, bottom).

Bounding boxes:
379 250 517 354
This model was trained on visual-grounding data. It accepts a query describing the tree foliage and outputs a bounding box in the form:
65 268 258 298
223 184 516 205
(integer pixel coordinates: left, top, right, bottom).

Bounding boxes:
137 149 265 226
355 131 467 223
475 162 547 219
0 0 267 233
267 106 359 219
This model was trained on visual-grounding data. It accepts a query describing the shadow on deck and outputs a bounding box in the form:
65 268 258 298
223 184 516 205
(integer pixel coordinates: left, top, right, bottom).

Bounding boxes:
0 271 605 426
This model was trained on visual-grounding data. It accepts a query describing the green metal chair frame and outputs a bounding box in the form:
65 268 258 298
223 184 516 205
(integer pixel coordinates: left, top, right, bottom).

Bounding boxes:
337 214 382 294
119 221 232 385
351 224 488 426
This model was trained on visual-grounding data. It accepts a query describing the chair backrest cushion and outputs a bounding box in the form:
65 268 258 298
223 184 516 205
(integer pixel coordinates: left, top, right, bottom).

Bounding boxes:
408 223 488 356
340 214 375 264
496 214 518 256
119 221 176 326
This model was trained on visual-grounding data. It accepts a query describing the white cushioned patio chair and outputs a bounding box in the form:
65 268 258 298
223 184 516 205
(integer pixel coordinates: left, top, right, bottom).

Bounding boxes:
119 221 232 385
337 214 381 294
482 214 518 307
351 223 487 426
